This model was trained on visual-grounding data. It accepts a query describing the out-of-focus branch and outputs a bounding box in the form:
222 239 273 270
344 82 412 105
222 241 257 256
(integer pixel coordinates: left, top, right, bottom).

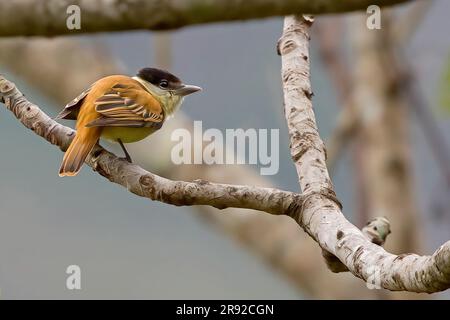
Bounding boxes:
278 15 450 293
0 0 413 37
392 26 450 189
394 0 434 44
403 71 450 187
315 18 361 174
0 38 121 103
325 100 360 172
314 19 352 104
350 12 424 258
324 0 436 173
154 32 172 70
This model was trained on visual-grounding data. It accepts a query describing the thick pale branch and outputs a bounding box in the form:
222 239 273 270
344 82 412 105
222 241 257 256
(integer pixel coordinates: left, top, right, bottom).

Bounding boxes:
278 15 450 293
0 75 302 216
0 0 412 37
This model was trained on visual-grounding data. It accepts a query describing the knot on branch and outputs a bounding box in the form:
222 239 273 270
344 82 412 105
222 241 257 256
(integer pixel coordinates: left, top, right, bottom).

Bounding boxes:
362 217 391 246
193 179 210 186
0 75 23 103
139 174 157 199
278 39 297 56
0 78 14 94
289 126 326 163
301 15 315 26
0 76 16 103
433 241 450 276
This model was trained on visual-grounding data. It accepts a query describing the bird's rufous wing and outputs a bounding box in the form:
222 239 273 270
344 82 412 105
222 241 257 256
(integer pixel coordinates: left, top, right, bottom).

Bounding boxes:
86 82 164 128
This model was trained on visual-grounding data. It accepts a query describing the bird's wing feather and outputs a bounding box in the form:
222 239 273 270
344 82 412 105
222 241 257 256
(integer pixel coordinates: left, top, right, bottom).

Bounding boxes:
87 82 164 128
55 83 94 120
85 118 147 128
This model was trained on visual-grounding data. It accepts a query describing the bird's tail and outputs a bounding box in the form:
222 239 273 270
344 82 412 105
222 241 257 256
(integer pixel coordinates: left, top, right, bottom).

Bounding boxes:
59 132 98 177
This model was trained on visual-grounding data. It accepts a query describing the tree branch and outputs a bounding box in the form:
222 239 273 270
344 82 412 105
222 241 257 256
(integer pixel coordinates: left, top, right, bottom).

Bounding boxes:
0 0 412 37
0 74 302 216
278 15 450 293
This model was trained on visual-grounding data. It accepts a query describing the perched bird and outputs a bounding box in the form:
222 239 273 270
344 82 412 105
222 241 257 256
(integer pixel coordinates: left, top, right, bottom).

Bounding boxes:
56 67 201 177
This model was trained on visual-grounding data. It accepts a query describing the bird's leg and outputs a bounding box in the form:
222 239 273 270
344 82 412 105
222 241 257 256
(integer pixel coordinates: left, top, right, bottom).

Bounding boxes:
117 139 132 163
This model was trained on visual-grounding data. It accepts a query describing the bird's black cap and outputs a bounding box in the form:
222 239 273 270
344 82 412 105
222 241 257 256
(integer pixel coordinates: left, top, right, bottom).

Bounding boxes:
137 67 182 89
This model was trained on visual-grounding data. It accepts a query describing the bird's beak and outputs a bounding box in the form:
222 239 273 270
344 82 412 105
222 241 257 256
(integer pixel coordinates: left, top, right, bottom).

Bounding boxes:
174 84 202 96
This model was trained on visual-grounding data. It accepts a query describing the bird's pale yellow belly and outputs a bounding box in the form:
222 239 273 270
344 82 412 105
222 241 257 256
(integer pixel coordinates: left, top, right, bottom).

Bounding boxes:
101 126 156 143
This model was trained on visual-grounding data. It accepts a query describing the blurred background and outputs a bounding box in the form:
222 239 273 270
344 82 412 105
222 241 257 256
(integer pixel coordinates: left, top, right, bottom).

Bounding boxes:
0 0 449 299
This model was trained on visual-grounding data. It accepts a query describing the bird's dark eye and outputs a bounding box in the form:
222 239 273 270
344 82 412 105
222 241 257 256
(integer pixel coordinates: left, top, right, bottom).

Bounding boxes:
159 80 169 88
